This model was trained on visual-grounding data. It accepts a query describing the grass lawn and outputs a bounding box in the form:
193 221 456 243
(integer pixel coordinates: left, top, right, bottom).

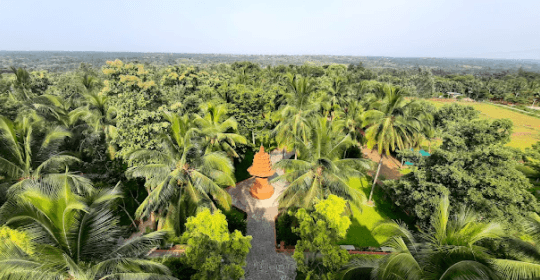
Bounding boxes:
429 101 540 149
338 177 413 248
399 168 413 175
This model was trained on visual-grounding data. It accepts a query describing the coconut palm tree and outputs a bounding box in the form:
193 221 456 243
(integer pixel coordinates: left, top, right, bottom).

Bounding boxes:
9 66 32 101
406 101 436 153
342 195 540 280
194 102 246 158
492 213 540 280
30 94 90 129
82 91 117 159
127 112 235 235
273 73 318 159
337 98 365 148
0 179 174 280
272 115 371 209
81 73 98 92
0 115 90 193
323 74 349 119
362 84 420 203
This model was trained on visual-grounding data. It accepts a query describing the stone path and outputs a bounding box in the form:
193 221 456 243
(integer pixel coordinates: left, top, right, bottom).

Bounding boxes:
227 149 297 280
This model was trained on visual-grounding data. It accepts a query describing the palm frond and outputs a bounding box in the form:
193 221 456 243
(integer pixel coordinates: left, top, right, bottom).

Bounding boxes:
492 258 540 280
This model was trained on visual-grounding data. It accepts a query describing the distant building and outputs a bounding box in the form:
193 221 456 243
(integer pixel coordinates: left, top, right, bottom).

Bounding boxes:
447 92 463 99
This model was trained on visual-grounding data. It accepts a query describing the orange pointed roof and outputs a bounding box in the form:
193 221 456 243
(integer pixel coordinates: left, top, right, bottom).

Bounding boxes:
247 146 275 178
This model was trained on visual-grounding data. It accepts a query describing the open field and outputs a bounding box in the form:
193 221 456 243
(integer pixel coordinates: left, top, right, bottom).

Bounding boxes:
338 177 412 248
430 100 540 149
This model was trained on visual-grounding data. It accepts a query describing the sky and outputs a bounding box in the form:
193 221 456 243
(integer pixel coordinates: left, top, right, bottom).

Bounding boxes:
1 0 539 59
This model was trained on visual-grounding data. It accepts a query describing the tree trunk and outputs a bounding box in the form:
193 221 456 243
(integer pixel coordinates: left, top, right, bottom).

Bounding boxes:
150 211 157 230
252 130 255 145
369 156 384 203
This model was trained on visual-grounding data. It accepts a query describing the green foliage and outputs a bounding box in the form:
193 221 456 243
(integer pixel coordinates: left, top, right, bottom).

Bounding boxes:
0 115 89 194
273 115 371 209
0 179 172 279
194 102 247 157
385 118 539 226
358 196 506 280
101 59 166 159
362 84 432 202
127 112 235 235
292 195 351 279
276 211 300 246
182 208 252 280
233 146 254 182
159 256 197 280
433 103 480 130
223 207 247 235
0 226 33 255
525 141 540 179
339 177 414 248
2 57 540 279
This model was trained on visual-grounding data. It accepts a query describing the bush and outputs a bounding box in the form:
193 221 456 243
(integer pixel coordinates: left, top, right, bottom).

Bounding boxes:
224 207 247 235
276 211 300 246
159 256 196 280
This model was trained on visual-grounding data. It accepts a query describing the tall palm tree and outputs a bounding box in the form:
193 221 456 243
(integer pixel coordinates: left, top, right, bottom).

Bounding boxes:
9 66 32 101
81 73 98 92
284 73 316 111
324 74 349 119
30 94 90 129
362 84 419 203
273 73 317 159
341 195 535 280
0 179 174 280
337 98 365 148
342 195 540 280
493 213 540 280
0 115 90 193
272 115 371 209
193 102 246 158
82 91 117 159
127 112 235 235
406 101 436 153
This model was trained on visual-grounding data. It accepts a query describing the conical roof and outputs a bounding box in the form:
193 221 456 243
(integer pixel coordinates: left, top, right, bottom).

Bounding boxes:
248 146 275 178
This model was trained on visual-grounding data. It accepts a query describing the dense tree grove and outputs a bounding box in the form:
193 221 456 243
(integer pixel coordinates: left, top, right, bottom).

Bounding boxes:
1 60 540 279
385 118 539 226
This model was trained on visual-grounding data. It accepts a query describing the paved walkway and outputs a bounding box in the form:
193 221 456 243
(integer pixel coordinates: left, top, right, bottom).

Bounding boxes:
227 149 297 280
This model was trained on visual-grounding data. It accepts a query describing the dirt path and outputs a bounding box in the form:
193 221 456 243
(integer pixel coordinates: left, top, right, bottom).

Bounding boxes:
362 148 402 181
227 150 296 280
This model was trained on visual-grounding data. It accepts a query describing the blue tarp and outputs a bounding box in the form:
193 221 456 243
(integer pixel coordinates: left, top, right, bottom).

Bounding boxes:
405 149 431 167
410 148 431 157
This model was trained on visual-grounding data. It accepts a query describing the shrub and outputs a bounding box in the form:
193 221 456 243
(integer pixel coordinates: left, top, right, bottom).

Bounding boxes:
276 211 300 246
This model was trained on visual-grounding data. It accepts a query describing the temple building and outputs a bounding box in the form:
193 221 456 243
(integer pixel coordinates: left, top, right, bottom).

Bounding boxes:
247 146 275 200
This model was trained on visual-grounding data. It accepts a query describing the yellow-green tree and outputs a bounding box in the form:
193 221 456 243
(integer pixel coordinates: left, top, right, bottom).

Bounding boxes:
292 195 351 280
182 208 252 280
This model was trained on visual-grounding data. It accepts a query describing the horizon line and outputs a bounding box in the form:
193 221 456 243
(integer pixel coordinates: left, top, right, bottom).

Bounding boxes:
1 50 539 62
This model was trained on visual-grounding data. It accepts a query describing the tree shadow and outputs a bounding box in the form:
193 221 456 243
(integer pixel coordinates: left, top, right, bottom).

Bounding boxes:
234 148 254 182
342 217 380 248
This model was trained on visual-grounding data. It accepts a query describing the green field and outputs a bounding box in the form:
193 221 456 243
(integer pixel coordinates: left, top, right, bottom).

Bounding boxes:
430 101 540 149
338 177 412 248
